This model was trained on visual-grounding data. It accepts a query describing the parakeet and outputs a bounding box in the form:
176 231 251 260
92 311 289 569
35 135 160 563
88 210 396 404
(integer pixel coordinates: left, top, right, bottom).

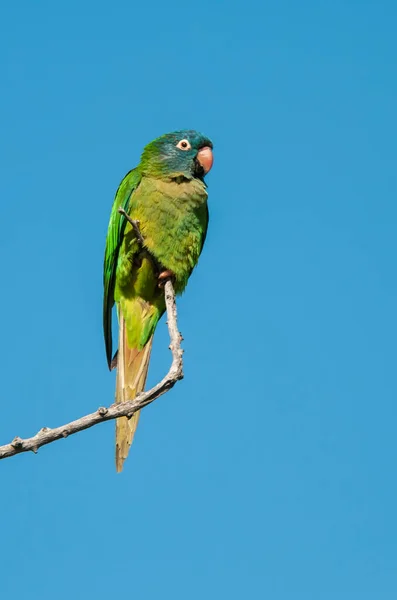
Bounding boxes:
103 130 214 472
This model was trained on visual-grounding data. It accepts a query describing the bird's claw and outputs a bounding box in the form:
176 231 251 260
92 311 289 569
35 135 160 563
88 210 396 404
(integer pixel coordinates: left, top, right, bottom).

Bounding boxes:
158 270 175 287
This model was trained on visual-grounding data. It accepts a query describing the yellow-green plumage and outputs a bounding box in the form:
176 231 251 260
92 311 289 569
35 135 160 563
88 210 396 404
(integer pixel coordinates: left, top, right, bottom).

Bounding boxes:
103 130 213 471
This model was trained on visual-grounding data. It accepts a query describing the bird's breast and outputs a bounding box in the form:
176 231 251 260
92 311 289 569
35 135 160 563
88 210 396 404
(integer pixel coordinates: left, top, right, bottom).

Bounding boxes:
131 177 208 290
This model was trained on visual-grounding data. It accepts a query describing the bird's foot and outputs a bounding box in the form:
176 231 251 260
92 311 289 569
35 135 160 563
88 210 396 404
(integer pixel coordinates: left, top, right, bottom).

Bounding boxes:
158 270 175 287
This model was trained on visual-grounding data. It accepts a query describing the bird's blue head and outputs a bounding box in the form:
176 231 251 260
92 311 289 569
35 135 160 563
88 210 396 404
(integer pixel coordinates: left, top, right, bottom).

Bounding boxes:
140 129 214 180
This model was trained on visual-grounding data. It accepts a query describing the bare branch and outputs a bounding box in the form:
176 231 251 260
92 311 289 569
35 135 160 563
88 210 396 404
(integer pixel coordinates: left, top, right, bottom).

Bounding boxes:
118 208 145 246
0 280 183 461
118 207 164 276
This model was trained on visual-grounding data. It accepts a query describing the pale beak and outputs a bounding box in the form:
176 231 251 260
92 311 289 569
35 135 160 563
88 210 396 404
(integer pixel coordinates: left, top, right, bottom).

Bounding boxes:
197 146 214 174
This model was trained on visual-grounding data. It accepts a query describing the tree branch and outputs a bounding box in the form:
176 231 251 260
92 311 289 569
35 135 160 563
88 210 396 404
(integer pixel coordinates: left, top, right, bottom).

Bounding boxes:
118 208 146 246
118 207 164 275
0 280 183 460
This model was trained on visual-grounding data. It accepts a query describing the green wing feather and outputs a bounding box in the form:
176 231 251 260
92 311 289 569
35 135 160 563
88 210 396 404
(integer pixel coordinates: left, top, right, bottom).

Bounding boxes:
103 168 142 368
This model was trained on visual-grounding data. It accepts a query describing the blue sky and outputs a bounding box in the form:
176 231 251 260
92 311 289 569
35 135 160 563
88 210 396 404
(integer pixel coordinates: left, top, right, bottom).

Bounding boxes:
1 0 396 598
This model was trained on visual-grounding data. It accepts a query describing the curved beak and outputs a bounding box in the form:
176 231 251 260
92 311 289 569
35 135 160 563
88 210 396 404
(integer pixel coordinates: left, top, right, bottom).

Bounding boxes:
197 146 214 174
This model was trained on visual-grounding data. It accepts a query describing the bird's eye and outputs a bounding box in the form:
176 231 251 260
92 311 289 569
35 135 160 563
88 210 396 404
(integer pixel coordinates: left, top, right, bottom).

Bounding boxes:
176 139 191 151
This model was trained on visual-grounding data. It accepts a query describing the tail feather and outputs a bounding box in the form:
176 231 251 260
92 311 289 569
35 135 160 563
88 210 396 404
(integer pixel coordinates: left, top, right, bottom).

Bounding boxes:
115 311 153 472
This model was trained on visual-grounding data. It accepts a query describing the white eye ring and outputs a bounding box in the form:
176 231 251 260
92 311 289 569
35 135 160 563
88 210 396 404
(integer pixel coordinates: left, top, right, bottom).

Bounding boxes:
176 139 191 151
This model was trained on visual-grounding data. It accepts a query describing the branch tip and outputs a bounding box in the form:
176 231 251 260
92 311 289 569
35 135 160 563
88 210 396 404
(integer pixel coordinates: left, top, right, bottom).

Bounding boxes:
118 208 145 246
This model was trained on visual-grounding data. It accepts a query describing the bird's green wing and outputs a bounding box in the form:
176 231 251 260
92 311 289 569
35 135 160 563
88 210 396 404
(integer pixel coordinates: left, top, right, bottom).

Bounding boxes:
103 168 142 368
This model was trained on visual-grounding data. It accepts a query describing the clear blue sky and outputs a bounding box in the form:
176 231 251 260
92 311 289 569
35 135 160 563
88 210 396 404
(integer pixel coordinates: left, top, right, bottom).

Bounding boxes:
1 1 396 598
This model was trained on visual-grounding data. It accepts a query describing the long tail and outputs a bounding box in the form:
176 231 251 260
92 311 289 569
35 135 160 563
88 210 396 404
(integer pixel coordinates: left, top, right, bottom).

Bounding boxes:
115 311 153 472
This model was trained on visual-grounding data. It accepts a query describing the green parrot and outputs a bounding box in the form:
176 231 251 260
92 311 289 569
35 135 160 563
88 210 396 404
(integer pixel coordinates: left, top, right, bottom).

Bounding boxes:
103 130 214 472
